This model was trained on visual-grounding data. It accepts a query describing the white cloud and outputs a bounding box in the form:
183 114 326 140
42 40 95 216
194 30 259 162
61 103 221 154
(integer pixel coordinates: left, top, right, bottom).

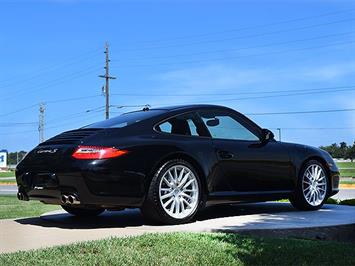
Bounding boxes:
301 62 355 81
156 64 269 93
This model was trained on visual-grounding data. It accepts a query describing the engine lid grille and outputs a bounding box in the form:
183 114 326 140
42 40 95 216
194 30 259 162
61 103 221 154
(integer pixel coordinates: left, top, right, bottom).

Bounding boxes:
39 128 103 145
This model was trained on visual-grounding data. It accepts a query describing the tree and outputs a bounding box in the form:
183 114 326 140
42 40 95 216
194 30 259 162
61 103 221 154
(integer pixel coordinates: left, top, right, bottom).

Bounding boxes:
320 143 339 158
7 151 27 165
345 142 355 162
320 142 355 160
339 142 348 159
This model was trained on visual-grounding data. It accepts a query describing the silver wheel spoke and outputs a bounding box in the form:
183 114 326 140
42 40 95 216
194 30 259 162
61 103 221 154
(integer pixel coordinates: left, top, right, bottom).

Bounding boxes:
183 179 194 189
161 191 174 200
168 171 174 182
178 168 184 182
302 164 327 207
175 198 180 214
182 197 192 208
159 164 199 219
180 198 185 212
178 172 190 188
163 177 172 188
180 192 192 200
174 167 178 180
170 199 176 213
164 197 174 208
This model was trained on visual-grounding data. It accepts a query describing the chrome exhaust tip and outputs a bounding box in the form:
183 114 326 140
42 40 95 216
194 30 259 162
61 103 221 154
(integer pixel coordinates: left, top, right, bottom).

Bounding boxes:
68 195 80 205
61 195 69 204
17 192 24 201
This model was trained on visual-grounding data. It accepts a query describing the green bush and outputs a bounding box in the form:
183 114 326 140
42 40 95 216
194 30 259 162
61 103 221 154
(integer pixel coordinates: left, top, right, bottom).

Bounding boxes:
339 199 355 206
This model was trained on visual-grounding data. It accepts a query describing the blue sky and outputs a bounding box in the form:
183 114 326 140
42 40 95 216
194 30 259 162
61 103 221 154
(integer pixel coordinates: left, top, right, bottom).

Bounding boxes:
0 0 354 151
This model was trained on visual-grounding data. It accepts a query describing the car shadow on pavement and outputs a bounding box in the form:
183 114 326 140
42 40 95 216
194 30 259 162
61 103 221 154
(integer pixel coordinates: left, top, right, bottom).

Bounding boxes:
15 202 297 230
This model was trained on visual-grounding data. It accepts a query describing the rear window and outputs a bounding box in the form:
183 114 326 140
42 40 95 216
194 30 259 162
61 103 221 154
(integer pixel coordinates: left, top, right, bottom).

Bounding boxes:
84 110 164 128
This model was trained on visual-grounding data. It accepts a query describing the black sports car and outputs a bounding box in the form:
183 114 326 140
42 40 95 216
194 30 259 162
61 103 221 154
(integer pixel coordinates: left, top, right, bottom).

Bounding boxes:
16 104 340 224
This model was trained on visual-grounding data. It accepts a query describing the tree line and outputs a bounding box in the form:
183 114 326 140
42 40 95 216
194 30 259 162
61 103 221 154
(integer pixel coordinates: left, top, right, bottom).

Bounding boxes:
319 142 355 161
7 151 27 165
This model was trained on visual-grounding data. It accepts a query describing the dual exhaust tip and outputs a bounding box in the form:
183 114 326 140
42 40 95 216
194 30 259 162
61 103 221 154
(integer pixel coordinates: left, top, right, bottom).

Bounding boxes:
61 194 80 205
17 192 28 201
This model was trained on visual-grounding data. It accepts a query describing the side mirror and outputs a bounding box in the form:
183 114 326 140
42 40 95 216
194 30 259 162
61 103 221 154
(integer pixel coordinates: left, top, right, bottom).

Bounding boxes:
206 118 220 127
261 129 274 143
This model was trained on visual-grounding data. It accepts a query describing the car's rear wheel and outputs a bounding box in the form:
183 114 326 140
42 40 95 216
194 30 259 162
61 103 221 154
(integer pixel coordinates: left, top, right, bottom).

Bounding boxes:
61 205 105 217
141 159 202 224
290 160 329 210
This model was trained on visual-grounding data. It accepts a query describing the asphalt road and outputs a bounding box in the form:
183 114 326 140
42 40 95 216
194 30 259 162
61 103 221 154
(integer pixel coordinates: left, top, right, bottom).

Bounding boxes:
0 185 17 195
1 185 354 199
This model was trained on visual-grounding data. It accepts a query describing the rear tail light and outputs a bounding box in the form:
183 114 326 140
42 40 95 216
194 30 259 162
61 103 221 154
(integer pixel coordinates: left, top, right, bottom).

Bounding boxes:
72 146 128 160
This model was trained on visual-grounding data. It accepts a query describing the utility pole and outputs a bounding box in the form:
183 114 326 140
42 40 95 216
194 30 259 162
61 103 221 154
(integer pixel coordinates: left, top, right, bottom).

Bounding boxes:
276 128 282 142
38 103 45 143
99 42 116 120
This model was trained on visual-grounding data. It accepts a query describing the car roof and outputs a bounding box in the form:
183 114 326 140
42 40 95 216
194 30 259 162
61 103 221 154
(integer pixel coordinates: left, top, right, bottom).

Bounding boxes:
124 104 230 115
157 104 228 111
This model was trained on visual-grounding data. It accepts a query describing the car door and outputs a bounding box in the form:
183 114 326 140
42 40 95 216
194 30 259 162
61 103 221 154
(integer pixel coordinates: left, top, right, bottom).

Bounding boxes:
198 109 293 193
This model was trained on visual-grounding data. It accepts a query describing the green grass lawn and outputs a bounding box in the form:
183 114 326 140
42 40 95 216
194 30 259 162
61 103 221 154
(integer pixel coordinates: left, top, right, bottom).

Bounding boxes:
0 178 15 184
0 232 354 266
337 162 355 168
0 171 16 184
0 195 60 219
337 161 355 178
0 171 15 178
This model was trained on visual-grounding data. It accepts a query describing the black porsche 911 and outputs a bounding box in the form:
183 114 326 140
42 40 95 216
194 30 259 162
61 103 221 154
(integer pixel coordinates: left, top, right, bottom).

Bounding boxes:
16 104 340 224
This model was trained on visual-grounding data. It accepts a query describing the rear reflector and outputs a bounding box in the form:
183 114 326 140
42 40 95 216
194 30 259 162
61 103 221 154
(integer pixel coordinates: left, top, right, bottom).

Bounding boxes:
72 146 128 160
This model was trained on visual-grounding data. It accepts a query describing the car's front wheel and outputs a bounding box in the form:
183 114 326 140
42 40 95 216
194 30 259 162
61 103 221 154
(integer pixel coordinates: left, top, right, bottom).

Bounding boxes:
141 159 202 224
290 160 329 210
61 205 105 217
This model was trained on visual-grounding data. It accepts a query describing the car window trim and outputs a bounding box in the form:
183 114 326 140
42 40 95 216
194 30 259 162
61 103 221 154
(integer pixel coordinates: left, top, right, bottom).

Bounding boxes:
153 111 212 139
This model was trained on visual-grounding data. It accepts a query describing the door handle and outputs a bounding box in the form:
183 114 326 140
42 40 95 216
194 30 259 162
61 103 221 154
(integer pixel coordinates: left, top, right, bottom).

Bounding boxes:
217 150 235 159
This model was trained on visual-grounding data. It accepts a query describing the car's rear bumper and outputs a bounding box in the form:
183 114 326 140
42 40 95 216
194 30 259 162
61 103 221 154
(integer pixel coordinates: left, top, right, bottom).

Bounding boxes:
16 169 146 208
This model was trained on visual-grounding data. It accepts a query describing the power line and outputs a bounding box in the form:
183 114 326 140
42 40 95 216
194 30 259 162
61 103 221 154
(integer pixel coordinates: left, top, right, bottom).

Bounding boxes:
146 86 355 106
110 85 355 97
116 40 354 68
115 18 355 52
0 47 102 88
113 31 354 62
45 94 102 104
130 8 355 45
270 127 355 130
0 122 37 127
0 104 38 118
203 87 355 103
1 66 102 102
246 108 355 116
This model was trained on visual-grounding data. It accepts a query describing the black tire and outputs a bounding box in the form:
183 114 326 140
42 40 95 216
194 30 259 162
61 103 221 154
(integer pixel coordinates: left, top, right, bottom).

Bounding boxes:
141 159 203 225
61 205 104 217
289 160 329 211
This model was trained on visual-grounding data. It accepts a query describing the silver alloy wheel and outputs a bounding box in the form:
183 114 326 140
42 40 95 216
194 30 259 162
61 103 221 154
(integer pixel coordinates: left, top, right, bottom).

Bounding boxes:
159 164 199 219
302 164 327 206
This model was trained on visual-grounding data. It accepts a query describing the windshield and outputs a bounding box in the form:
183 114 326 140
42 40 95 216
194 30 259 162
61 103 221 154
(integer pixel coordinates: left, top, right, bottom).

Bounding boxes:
83 110 164 128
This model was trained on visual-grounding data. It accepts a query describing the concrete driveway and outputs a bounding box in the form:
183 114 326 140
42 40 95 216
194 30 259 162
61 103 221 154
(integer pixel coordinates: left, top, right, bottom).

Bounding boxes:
1 202 355 254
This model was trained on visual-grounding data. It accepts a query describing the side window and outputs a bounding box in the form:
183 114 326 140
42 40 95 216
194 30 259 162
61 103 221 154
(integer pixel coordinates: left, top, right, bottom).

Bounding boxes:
157 113 202 136
199 111 259 141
